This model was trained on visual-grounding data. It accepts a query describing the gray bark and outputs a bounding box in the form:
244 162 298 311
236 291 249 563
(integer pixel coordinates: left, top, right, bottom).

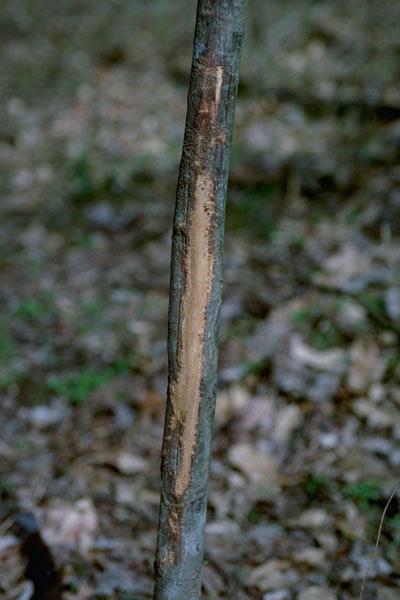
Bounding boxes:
154 2 247 599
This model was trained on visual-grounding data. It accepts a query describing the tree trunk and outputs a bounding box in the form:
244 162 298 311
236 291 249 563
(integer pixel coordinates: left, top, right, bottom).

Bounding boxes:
154 2 247 599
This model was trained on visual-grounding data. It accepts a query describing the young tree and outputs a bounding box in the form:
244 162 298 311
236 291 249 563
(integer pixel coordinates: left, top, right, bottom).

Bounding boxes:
154 2 247 599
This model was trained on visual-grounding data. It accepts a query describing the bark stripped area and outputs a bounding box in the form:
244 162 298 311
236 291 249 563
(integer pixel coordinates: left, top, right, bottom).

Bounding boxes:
170 64 224 498
155 2 246 599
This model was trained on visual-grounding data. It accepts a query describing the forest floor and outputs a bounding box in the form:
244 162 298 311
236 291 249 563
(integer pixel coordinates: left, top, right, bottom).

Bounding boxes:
1 1 400 599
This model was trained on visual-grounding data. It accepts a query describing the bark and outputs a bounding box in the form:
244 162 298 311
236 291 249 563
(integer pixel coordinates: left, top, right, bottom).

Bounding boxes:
154 2 247 599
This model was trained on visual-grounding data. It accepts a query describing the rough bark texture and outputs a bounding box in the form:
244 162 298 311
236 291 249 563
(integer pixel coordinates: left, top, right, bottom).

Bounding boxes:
154 2 247 599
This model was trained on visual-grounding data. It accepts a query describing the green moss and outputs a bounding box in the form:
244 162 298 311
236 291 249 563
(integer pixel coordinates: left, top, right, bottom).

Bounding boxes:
225 314 258 341
310 321 343 351
227 184 278 241
0 318 18 389
247 508 261 523
112 355 137 374
72 560 87 577
0 476 15 500
357 291 387 325
291 306 322 325
70 153 96 205
304 474 331 502
68 152 132 207
292 235 306 250
345 204 364 225
0 334 16 362
386 352 400 378
344 481 383 512
47 358 133 406
291 303 344 350
387 515 400 544
385 515 400 562
16 294 54 322
0 370 19 390
48 368 115 405
76 299 110 334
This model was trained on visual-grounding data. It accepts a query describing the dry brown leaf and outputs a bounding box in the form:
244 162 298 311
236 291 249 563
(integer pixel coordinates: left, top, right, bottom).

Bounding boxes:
376 585 400 600
288 508 333 530
273 405 302 443
0 535 18 557
248 559 298 592
322 245 371 286
216 385 249 426
115 482 136 505
290 336 345 372
293 548 326 567
347 339 385 393
352 399 393 429
115 451 149 474
228 443 279 486
298 586 337 600
42 498 98 554
263 591 291 600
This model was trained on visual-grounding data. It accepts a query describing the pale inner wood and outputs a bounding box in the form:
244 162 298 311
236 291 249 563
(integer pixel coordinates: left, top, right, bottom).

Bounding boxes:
171 172 214 497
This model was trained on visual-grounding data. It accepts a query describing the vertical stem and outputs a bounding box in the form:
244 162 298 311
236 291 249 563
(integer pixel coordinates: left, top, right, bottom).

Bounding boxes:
154 2 247 599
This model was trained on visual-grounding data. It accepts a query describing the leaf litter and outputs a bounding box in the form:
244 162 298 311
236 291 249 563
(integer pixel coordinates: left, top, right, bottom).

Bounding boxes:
1 0 400 598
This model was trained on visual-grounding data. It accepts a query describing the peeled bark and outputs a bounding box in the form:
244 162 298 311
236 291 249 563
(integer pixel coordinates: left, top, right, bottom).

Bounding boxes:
154 2 247 599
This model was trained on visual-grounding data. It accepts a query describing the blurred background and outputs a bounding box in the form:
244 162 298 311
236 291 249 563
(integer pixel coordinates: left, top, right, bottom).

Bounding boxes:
0 1 399 598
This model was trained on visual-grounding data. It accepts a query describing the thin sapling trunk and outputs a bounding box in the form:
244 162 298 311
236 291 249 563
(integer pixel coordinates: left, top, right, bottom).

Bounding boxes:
154 2 247 599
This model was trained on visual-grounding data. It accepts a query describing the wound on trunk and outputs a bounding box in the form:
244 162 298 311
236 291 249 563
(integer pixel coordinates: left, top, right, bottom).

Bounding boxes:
170 173 215 497
169 65 224 498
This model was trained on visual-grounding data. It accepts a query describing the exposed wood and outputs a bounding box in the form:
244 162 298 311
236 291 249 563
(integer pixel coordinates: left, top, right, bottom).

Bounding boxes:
154 1 247 599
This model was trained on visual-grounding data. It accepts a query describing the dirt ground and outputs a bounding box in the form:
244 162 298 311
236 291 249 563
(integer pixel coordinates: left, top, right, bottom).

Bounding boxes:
1 1 399 598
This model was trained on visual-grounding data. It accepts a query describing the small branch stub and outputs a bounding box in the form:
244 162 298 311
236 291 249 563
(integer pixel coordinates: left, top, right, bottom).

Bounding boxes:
154 2 247 599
